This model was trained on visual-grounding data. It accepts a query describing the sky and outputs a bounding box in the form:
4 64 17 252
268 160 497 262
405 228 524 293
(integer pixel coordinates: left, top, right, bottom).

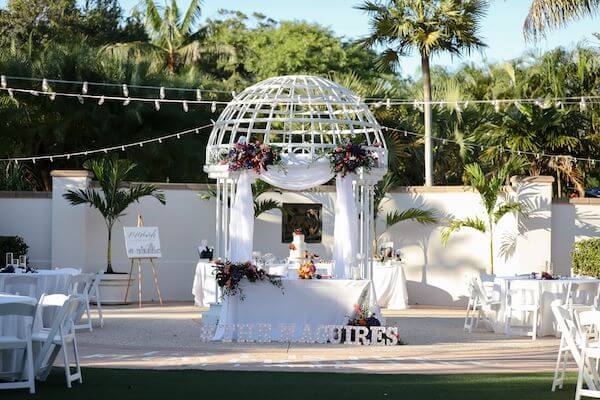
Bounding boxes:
3 0 599 77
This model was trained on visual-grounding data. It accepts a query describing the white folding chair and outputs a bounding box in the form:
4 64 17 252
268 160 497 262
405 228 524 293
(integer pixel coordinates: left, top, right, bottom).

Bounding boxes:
4 276 37 298
464 277 501 333
88 271 104 328
567 282 600 309
551 305 596 391
53 267 82 275
575 310 600 399
0 301 36 394
68 274 93 332
504 283 541 340
32 294 82 388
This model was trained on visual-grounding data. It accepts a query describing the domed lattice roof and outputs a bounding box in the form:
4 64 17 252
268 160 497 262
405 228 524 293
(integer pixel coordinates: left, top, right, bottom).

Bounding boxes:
205 75 387 172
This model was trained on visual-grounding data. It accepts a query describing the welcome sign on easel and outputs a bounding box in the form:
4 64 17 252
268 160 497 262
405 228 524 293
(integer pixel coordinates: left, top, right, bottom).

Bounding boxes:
123 221 164 307
124 227 162 258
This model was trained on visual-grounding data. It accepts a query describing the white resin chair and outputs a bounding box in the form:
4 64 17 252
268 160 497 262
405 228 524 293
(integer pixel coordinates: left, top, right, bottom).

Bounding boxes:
575 310 600 399
567 282 600 309
68 274 93 331
32 294 82 388
464 277 501 333
87 271 104 328
504 283 541 340
4 275 37 298
0 301 36 394
53 267 82 275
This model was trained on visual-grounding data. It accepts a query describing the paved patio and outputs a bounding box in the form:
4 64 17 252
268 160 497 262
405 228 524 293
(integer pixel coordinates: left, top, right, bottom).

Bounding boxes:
73 303 563 374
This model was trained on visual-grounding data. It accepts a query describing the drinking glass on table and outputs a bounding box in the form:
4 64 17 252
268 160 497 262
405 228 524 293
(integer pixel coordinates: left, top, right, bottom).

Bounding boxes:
19 255 26 268
5 252 13 267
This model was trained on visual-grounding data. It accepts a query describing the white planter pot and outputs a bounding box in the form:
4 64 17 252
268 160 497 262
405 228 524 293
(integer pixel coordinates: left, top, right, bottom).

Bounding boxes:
98 273 133 305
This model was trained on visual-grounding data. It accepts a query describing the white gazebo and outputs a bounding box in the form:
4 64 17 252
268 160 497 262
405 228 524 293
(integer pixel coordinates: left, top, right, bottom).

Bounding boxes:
203 75 388 280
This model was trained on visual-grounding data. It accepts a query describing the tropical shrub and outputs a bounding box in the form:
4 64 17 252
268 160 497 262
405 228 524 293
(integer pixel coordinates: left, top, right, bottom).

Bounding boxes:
572 238 600 277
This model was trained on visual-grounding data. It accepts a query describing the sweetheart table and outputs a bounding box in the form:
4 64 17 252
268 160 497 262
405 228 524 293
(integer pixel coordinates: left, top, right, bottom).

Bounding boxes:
212 279 380 342
192 261 408 310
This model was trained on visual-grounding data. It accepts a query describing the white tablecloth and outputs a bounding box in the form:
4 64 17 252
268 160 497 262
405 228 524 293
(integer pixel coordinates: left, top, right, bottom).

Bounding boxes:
372 262 408 310
192 261 408 310
0 294 37 375
213 279 380 341
0 269 79 299
493 276 600 337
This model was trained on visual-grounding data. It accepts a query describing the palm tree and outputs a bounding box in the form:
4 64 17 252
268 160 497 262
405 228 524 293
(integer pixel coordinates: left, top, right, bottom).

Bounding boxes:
103 0 203 72
524 0 600 40
441 157 527 274
63 158 166 273
373 173 438 251
358 0 488 186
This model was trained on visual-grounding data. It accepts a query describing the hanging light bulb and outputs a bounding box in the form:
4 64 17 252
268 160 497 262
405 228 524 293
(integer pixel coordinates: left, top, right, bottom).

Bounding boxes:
385 98 391 110
513 100 521 108
158 138 162 143
82 81 88 94
159 86 165 99
121 146 125 151
231 90 236 98
555 100 563 109
196 89 202 101
98 96 105 105
139 142 143 147
77 95 84 104
463 101 470 108
32 158 36 164
182 101 188 112
103 149 108 154
195 128 200 134
0 75 6 88
374 101 382 109
29 90 39 96
154 100 160 111
176 133 181 139
7 89 14 98
403 131 408 137
122 84 129 97
123 98 130 106
211 101 216 113
580 97 587 111
534 98 543 108
49 92 56 101
66 154 70 160
49 156 53 162
494 100 500 112
42 78 49 92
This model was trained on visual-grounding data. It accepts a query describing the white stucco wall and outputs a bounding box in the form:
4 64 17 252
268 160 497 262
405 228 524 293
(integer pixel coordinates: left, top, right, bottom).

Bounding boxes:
0 193 52 268
2 172 591 306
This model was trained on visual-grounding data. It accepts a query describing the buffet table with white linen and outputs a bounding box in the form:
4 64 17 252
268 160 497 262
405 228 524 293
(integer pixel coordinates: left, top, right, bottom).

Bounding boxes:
0 269 79 299
0 294 37 376
213 279 380 341
493 276 600 337
192 261 408 310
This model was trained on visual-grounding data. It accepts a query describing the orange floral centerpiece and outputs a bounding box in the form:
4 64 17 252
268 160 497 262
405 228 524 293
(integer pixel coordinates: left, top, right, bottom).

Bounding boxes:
297 251 319 279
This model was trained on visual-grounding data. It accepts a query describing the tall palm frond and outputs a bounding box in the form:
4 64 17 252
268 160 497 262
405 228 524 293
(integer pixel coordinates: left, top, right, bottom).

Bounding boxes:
386 208 438 228
524 0 600 41
441 217 487 245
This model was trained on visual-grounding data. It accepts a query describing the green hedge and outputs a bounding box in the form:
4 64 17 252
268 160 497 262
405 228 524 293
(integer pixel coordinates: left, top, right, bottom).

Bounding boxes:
572 238 600 277
0 236 28 267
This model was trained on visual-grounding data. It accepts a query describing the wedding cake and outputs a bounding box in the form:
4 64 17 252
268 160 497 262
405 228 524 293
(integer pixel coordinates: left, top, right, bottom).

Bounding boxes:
288 229 307 260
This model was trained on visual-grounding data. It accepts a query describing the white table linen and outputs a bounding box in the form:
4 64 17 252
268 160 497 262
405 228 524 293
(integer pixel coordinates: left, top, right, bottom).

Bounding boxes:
0 269 79 300
493 276 600 337
0 294 37 376
213 279 380 341
372 261 408 310
193 261 409 310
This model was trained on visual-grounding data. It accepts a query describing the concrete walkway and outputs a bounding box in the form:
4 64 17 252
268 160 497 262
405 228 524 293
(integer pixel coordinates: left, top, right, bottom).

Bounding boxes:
74 303 563 374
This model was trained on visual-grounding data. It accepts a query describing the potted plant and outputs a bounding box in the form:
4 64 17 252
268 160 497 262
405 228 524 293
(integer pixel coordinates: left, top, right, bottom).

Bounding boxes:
64 158 165 303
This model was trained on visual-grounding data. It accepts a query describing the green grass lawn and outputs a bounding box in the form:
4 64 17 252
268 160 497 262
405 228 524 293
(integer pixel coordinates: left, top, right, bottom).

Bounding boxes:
2 369 578 400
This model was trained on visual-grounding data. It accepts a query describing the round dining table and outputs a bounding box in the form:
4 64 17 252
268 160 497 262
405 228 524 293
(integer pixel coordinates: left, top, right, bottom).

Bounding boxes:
0 269 79 299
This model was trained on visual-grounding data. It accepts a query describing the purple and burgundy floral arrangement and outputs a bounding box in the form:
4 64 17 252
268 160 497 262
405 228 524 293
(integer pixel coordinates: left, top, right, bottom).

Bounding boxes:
220 140 281 173
328 141 379 177
213 260 283 300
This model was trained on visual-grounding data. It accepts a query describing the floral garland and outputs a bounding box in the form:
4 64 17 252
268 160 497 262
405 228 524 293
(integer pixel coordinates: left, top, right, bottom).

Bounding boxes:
327 140 379 177
219 140 281 173
213 260 283 300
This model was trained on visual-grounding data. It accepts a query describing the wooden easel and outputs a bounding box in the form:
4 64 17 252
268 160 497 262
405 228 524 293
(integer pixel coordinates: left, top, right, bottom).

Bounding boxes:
124 214 164 307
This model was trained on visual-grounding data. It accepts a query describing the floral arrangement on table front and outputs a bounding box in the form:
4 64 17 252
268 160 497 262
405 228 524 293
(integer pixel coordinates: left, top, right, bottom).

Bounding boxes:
327 140 379 177
298 251 321 279
213 260 283 300
347 303 380 327
219 140 281 173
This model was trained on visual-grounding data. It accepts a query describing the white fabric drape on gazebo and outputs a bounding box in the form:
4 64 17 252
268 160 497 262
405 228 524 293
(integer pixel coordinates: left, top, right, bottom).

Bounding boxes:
227 154 359 278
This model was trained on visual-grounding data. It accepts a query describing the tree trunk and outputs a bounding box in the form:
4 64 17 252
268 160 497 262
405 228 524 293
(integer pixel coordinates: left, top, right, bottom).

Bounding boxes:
106 224 114 274
488 216 494 275
166 52 175 73
421 53 433 186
